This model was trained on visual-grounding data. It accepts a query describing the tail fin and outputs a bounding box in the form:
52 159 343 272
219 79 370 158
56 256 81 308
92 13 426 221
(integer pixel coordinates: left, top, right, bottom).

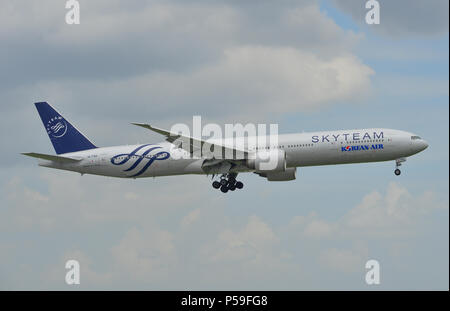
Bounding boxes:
34 102 97 154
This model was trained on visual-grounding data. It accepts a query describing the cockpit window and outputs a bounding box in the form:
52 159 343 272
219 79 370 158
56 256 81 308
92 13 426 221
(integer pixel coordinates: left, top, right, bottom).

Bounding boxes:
411 136 421 140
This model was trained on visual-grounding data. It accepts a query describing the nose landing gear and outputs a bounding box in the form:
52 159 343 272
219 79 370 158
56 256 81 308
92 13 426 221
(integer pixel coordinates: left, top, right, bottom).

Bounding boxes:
394 158 406 176
211 173 244 193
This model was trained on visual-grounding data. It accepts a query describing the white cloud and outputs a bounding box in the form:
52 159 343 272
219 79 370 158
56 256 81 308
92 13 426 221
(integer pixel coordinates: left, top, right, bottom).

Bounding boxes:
342 182 447 238
303 219 334 238
110 227 176 281
287 182 447 241
29 45 373 122
206 215 279 263
46 250 113 288
1 170 221 231
180 208 201 227
0 1 369 111
1 171 447 289
49 2 239 47
283 4 363 55
319 247 367 273
287 212 335 239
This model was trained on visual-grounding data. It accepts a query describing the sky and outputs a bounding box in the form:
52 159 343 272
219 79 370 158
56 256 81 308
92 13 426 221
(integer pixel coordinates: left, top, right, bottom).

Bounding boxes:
0 0 448 290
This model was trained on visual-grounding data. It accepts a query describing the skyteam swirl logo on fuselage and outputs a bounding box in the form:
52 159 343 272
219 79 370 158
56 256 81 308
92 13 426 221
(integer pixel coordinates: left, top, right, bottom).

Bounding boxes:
111 144 170 177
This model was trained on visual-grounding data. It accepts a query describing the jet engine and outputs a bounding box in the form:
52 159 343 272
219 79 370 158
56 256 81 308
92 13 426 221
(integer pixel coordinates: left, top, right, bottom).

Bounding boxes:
264 167 297 181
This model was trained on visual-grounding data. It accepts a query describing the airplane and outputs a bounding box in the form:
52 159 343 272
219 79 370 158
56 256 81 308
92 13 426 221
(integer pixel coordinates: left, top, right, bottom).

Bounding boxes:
23 102 428 193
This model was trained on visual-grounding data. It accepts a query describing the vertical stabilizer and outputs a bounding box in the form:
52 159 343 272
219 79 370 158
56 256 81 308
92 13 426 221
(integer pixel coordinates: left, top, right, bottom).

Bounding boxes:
34 102 97 154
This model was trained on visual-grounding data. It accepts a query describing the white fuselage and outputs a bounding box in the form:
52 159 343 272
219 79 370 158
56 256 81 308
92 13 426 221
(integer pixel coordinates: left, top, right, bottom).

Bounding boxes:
39 128 428 178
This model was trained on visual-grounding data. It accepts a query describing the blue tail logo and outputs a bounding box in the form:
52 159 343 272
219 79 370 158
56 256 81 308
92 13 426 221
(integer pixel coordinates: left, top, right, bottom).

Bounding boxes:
35 102 97 154
47 116 68 138
111 144 170 177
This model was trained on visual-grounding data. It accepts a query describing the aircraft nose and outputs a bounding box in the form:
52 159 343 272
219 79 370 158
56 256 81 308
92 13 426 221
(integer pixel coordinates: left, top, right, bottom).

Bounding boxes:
418 139 428 152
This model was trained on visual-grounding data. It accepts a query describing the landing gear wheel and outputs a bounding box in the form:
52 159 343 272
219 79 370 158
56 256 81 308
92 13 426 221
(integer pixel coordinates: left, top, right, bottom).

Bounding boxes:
394 158 406 177
214 173 240 193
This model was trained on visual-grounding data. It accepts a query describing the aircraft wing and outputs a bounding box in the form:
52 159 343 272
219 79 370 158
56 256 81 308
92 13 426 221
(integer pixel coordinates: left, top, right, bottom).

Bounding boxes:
22 152 82 163
132 123 251 160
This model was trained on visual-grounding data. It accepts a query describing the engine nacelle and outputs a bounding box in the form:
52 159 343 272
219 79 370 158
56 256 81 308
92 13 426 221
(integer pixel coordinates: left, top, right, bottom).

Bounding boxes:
247 149 286 172
265 167 297 181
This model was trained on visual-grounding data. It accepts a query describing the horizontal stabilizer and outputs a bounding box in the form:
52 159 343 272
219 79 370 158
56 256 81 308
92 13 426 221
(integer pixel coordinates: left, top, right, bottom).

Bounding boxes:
22 152 82 163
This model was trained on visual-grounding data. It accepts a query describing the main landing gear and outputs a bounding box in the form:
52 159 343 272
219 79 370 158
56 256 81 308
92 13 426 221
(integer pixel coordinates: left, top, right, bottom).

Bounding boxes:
394 158 406 176
212 174 244 193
